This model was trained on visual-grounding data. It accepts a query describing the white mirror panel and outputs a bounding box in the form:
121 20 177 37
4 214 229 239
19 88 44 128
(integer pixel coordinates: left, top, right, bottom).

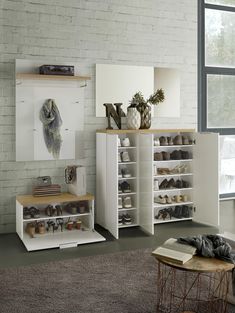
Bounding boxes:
154 68 180 118
95 64 154 117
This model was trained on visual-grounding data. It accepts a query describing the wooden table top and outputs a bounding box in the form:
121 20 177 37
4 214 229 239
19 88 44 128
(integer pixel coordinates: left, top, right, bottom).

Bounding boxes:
154 255 234 273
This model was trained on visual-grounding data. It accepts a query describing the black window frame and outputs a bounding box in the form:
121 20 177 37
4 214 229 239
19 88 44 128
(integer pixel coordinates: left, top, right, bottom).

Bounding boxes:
198 0 235 135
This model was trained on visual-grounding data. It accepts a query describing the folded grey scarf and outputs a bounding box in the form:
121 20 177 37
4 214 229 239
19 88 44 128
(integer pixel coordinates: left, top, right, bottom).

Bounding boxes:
40 99 62 159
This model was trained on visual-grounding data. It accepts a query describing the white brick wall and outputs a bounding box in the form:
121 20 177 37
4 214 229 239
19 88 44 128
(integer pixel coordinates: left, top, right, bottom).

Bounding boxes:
0 0 197 232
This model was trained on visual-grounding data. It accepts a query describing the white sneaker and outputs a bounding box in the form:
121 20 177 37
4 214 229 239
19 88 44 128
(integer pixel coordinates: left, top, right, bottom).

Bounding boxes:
122 137 130 147
123 196 132 208
118 152 121 163
153 165 158 176
118 197 123 209
121 151 130 162
118 168 122 178
117 137 121 147
154 137 160 146
154 180 159 191
122 168 131 178
154 195 166 204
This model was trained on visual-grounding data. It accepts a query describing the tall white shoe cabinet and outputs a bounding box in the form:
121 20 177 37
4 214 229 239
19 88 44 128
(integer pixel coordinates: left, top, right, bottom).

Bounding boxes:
96 129 219 239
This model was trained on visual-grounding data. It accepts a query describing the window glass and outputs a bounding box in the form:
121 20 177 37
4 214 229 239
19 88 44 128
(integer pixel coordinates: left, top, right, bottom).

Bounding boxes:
207 74 235 128
205 9 235 67
205 0 235 7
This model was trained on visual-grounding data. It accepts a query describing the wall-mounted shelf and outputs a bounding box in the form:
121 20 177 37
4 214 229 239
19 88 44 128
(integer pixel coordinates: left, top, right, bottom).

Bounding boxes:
16 73 91 81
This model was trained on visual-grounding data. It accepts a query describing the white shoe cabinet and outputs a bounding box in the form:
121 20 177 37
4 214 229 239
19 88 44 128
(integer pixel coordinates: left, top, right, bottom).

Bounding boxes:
96 129 220 239
16 193 105 251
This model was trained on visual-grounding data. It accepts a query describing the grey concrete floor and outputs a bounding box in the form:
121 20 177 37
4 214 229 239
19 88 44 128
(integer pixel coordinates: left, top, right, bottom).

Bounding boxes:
0 221 218 269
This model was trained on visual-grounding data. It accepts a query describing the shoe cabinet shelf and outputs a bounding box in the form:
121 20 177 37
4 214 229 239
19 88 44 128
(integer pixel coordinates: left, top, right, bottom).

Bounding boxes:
96 129 219 238
16 193 105 251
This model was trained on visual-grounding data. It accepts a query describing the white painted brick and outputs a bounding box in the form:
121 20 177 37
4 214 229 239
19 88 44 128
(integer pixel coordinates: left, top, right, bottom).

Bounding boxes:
0 0 197 232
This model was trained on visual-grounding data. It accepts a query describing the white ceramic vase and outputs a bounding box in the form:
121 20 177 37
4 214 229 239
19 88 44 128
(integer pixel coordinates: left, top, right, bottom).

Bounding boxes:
126 107 141 130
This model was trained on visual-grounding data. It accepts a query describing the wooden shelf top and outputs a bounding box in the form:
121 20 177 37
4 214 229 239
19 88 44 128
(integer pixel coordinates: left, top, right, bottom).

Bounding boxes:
16 73 91 81
153 255 234 273
97 129 195 134
16 192 94 206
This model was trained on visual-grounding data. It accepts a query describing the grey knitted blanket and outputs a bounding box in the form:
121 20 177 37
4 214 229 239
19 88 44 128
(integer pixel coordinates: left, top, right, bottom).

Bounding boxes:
40 99 63 159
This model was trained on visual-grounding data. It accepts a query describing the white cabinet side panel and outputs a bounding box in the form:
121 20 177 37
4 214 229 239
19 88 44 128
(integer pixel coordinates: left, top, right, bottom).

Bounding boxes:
107 135 118 239
193 132 219 227
16 200 23 239
139 133 154 235
96 134 107 228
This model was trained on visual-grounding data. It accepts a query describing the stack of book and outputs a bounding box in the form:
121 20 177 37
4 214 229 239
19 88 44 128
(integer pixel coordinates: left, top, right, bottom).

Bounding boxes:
33 184 61 197
152 238 197 264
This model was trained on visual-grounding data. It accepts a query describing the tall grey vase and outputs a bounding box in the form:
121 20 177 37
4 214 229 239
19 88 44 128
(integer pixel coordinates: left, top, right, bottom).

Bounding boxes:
137 103 151 129
126 107 141 130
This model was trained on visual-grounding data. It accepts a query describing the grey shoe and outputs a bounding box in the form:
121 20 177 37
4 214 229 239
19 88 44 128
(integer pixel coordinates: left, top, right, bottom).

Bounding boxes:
122 168 131 178
118 197 123 209
121 151 130 162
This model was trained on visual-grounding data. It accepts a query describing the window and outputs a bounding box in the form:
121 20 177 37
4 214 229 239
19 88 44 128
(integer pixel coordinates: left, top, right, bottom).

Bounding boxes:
198 0 235 135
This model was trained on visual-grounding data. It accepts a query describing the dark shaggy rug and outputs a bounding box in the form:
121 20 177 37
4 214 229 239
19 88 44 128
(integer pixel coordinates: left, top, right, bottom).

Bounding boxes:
0 248 234 313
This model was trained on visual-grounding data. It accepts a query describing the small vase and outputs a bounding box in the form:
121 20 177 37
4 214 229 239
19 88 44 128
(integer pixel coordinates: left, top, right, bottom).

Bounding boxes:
137 103 151 129
126 107 141 130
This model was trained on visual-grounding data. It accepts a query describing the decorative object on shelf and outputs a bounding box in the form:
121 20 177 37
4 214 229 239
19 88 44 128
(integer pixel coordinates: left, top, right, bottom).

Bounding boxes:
126 105 141 130
40 99 63 159
33 184 61 197
36 176 52 186
103 103 126 129
130 89 165 129
39 64 74 76
66 165 86 196
65 165 77 184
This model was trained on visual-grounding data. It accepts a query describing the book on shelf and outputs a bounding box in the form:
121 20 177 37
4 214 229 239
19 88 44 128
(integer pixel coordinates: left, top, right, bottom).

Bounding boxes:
152 238 197 264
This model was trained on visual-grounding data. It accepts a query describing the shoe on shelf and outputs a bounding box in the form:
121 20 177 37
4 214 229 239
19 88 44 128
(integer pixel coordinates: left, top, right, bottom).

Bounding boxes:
30 207 40 218
117 137 121 147
167 137 173 146
121 151 130 162
122 137 130 147
166 178 175 189
175 179 183 189
182 180 190 188
181 150 190 159
118 183 122 194
154 152 163 161
122 168 132 178
55 205 63 216
170 150 182 160
170 164 188 174
157 168 170 175
159 179 168 189
118 168 122 178
118 215 124 226
172 195 181 203
154 137 160 146
181 194 188 202
118 197 123 209
23 207 31 219
154 179 159 191
173 206 183 218
173 135 183 145
123 196 132 208
162 151 170 160
159 136 168 146
155 209 169 220
123 214 132 224
120 181 131 193
118 152 122 163
153 165 158 176
182 136 189 145
154 195 166 204
164 195 172 204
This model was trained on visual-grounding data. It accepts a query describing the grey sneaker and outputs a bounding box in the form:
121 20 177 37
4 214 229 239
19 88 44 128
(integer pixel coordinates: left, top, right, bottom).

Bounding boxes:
123 214 132 225
122 168 131 178
118 215 124 226
123 196 132 208
118 197 123 209
118 168 122 178
121 151 130 162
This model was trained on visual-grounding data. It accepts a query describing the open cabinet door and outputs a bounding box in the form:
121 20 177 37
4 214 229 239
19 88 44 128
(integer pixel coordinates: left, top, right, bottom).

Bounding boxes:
193 132 219 227
139 133 154 235
106 134 119 239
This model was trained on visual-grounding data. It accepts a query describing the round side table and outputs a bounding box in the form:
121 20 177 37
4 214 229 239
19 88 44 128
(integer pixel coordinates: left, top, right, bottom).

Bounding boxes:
153 255 234 313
